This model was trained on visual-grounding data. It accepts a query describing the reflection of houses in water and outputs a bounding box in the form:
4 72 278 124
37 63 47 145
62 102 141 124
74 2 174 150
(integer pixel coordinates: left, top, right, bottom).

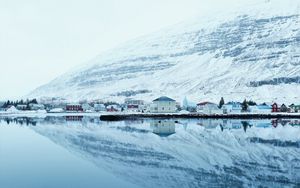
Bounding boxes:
30 119 300 188
0 117 40 126
197 119 222 129
279 119 290 126
221 119 242 130
289 120 300 127
249 120 272 128
65 116 83 121
271 119 279 128
124 119 144 126
150 120 175 137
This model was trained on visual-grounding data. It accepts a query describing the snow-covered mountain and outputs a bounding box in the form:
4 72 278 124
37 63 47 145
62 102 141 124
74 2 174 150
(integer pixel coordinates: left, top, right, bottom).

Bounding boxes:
28 0 300 103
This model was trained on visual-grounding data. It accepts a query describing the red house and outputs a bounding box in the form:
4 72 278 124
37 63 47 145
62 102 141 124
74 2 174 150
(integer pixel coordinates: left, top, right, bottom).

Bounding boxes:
66 104 83 112
271 103 280 113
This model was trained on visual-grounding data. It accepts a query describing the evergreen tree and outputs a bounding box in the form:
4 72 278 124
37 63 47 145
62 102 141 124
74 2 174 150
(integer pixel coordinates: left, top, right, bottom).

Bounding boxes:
31 99 38 104
248 100 257 106
242 99 248 112
218 97 225 109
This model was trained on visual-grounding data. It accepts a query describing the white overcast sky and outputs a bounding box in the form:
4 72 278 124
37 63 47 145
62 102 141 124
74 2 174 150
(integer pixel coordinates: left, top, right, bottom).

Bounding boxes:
0 0 261 100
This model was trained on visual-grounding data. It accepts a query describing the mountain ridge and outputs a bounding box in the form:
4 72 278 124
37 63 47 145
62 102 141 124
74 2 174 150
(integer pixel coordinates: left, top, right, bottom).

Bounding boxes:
28 1 300 103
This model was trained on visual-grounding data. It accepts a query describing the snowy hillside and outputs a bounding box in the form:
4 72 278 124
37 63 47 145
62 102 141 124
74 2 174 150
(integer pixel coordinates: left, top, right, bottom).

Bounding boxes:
28 0 300 103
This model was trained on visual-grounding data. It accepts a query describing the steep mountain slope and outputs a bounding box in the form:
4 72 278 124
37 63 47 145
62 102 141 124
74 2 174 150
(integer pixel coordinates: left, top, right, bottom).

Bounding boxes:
28 1 300 103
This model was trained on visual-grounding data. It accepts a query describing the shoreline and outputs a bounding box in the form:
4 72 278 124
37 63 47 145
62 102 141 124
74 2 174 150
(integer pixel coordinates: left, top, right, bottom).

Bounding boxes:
2 112 300 121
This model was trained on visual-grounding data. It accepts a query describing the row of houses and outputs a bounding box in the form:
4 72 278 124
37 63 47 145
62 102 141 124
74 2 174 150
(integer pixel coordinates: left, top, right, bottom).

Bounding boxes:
3 96 300 114
1 103 46 112
196 101 300 114
146 97 300 114
45 96 177 113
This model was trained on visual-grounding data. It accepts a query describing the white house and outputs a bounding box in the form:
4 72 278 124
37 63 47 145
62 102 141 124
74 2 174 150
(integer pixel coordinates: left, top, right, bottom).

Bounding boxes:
197 102 222 114
49 108 64 113
150 96 177 113
16 105 27 110
222 102 242 114
29 103 45 110
94 104 106 112
248 104 272 114
82 103 94 112
124 98 144 106
6 106 19 113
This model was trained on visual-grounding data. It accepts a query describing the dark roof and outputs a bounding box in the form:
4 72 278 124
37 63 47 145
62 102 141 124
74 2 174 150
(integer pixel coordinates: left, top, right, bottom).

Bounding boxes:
197 102 215 106
153 96 175 102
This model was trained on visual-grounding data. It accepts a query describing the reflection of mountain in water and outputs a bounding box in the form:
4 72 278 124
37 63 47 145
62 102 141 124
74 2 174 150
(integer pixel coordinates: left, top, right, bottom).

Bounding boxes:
1 117 300 187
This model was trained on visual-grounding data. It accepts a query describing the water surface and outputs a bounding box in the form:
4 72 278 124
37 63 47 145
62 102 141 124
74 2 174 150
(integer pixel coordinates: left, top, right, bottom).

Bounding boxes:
0 116 299 188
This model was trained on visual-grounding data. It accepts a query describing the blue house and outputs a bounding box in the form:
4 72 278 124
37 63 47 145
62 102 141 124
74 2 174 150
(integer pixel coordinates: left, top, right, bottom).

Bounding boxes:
249 104 272 114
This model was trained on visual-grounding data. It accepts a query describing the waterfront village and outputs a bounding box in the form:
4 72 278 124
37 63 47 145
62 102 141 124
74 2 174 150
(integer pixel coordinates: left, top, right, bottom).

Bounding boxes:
0 96 300 115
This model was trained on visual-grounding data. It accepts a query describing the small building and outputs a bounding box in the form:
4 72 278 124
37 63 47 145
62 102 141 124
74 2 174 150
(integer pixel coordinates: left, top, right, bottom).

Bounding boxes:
197 102 213 113
124 98 144 106
6 106 19 113
82 103 93 112
150 96 177 113
66 104 83 112
197 102 222 114
127 104 139 112
29 103 45 111
248 104 272 114
16 105 27 110
49 108 64 113
289 104 300 113
106 105 119 112
94 104 106 112
124 98 145 112
222 102 242 114
271 103 280 113
280 104 288 112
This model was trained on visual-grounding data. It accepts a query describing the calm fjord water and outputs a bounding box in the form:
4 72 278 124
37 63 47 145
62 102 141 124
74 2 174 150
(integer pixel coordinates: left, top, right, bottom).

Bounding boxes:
0 116 299 188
